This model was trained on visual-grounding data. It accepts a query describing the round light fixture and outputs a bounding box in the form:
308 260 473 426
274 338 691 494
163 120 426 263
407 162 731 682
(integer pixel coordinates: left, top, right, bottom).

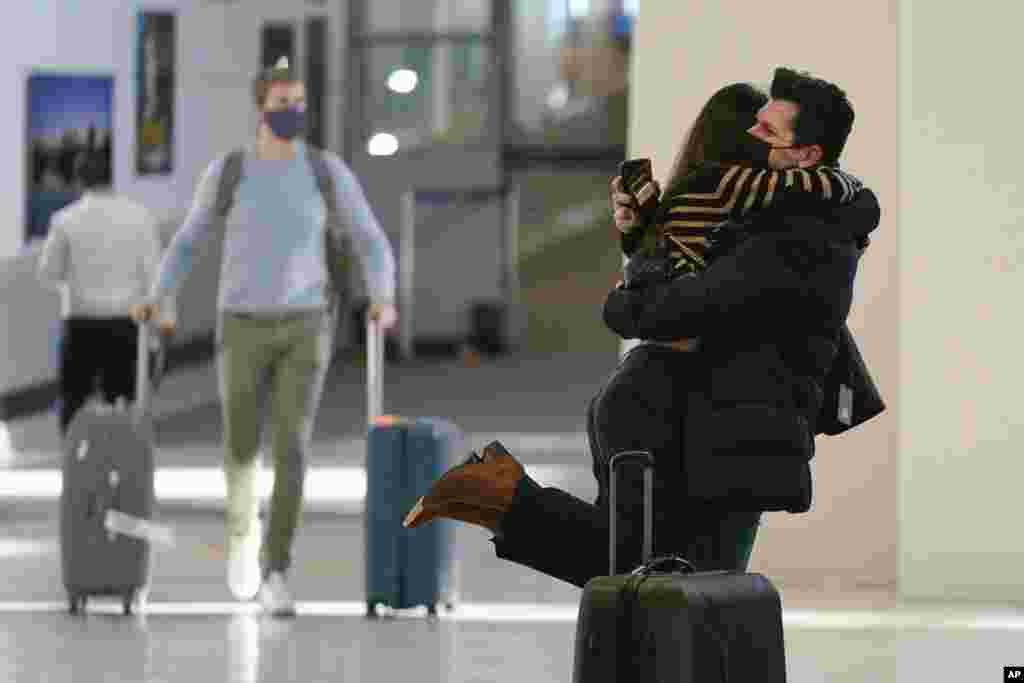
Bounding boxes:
387 69 419 94
367 132 400 156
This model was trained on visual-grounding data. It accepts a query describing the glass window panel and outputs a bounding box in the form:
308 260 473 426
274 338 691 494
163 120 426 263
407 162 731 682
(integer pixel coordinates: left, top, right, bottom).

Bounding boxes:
506 166 623 354
510 0 635 149
366 0 490 34
362 42 492 153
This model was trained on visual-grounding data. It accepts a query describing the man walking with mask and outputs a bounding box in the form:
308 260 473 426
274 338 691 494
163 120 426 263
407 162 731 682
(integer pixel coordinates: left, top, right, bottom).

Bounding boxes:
132 59 397 616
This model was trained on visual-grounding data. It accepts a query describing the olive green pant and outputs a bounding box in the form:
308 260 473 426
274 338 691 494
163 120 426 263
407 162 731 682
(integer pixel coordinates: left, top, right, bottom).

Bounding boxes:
218 312 332 574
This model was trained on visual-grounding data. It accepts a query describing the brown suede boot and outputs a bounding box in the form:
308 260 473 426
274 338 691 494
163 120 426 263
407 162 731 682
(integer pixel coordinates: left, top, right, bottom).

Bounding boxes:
403 441 524 532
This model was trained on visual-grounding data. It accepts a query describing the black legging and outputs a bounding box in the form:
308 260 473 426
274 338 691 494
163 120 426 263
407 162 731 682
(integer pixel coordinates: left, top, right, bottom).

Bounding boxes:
59 317 139 433
492 344 761 588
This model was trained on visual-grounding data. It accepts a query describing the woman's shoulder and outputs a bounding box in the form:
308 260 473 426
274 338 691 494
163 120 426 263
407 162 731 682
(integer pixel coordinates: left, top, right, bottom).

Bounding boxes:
664 162 754 199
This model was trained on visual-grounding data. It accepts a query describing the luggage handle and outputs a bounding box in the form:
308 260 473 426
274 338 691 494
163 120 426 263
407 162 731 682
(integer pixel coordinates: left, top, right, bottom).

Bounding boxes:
608 450 654 576
366 316 384 425
631 555 697 576
132 320 163 425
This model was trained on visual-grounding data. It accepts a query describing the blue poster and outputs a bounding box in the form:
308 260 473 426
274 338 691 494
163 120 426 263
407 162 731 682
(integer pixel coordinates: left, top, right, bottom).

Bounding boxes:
26 73 114 243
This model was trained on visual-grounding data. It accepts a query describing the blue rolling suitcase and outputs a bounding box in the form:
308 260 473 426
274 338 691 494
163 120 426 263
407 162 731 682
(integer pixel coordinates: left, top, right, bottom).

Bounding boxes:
362 319 459 617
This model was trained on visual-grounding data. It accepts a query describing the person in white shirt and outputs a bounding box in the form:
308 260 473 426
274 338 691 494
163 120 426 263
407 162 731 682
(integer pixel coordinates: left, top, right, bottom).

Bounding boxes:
38 157 176 433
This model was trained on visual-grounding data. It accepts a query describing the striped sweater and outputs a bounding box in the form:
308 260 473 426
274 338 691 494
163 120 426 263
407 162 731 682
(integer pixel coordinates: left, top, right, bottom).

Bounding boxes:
622 163 864 273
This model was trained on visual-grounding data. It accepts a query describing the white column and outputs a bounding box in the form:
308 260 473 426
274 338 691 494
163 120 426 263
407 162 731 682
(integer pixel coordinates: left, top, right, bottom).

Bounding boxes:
895 0 1024 602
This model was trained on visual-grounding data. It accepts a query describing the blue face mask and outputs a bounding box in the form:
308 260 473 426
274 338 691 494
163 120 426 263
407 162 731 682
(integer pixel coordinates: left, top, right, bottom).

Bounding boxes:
264 107 306 141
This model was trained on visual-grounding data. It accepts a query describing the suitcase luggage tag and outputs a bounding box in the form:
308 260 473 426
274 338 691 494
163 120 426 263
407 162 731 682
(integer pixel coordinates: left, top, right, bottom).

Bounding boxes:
838 383 854 427
104 509 175 548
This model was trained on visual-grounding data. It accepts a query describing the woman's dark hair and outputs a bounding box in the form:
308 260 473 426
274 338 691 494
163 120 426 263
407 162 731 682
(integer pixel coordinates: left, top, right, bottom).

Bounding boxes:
663 82 768 196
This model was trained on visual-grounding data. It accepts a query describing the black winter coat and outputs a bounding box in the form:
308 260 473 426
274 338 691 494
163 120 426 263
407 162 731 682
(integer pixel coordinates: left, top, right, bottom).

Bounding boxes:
602 189 882 513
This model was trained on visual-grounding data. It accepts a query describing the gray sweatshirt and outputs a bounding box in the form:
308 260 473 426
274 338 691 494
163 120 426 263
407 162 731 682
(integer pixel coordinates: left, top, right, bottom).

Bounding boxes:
153 142 396 316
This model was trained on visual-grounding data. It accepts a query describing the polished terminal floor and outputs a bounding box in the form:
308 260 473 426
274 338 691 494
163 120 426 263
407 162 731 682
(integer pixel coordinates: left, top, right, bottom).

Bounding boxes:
0 351 1021 682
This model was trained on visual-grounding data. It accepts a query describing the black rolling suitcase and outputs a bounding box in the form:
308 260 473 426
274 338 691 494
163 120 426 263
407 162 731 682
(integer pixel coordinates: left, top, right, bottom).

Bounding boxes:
572 451 788 682
60 321 160 615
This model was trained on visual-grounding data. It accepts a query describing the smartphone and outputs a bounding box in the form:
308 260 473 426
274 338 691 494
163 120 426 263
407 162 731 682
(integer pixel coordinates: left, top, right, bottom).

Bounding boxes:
619 158 659 225
619 158 652 192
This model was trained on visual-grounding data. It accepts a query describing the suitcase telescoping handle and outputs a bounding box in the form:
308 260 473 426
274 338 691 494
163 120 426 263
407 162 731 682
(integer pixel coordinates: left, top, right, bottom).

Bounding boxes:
132 320 157 424
608 450 654 575
366 316 384 425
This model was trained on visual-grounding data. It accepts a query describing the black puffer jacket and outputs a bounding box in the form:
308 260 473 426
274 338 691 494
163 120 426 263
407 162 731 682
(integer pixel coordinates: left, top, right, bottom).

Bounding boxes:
603 189 881 513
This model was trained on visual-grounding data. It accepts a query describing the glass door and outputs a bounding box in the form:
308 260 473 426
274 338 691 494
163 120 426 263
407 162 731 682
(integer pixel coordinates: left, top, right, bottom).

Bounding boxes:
343 0 508 351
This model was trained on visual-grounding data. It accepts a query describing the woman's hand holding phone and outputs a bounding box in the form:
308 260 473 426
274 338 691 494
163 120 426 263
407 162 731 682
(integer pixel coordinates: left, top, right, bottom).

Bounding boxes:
611 158 660 234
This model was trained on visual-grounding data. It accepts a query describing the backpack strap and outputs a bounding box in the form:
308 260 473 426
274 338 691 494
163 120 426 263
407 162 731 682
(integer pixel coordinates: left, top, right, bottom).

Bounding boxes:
213 149 245 220
306 146 351 314
306 147 340 222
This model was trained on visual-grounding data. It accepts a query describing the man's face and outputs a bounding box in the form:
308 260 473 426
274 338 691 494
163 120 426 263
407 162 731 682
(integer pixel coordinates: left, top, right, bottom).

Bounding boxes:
747 99 820 170
261 81 306 113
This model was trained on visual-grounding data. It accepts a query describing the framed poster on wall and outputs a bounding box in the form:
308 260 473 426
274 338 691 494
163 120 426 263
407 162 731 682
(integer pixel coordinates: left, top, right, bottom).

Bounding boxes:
25 72 114 243
136 11 176 176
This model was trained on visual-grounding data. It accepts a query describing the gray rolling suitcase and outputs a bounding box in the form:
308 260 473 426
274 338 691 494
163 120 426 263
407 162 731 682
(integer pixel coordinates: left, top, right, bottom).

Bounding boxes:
60 321 160 615
572 451 787 682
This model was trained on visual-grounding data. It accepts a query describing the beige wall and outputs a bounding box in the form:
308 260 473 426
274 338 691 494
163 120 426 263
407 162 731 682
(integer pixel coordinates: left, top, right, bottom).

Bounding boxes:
632 1 1024 603
896 1 1024 602
628 2 900 591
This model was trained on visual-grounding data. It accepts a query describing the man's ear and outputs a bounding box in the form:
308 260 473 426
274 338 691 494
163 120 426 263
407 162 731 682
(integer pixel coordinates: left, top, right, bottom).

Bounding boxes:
797 144 824 168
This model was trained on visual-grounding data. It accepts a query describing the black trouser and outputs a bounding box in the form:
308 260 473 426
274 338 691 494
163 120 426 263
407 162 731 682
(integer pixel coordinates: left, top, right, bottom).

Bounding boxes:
493 345 761 588
59 317 139 434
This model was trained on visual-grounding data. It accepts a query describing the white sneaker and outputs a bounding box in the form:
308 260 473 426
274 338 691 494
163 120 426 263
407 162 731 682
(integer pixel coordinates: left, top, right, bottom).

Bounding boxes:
227 516 262 601
259 571 296 618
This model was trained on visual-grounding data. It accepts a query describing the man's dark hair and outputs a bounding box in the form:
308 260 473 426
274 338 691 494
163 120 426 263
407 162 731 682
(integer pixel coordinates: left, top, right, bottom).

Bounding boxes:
252 62 303 108
770 67 854 167
76 154 109 189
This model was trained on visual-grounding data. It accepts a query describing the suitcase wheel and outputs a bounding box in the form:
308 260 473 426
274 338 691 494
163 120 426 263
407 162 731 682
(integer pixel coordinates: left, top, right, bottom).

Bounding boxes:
426 604 438 617
68 594 87 615
122 588 148 616
133 587 149 614
365 601 379 619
